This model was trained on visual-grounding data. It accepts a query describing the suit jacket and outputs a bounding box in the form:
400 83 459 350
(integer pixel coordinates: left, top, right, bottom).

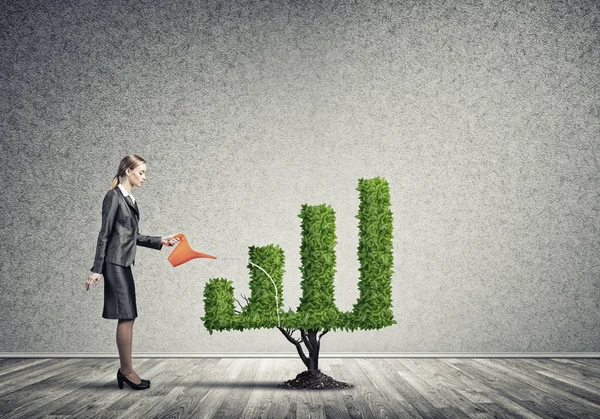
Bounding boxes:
90 187 163 274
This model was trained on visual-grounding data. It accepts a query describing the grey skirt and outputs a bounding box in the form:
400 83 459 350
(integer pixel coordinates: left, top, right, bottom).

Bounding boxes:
102 261 137 319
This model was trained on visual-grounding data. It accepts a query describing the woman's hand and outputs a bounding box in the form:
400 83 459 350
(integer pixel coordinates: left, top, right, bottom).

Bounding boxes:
86 272 102 291
161 234 181 246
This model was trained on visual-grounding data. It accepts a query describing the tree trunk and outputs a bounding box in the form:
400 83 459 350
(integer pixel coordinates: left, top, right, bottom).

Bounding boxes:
307 329 320 371
277 327 327 372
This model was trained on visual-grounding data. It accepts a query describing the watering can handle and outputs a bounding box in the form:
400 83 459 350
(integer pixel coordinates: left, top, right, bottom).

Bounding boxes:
164 233 186 246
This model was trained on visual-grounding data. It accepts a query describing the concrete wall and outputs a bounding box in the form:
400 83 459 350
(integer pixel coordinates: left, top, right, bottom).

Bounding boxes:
1 0 598 354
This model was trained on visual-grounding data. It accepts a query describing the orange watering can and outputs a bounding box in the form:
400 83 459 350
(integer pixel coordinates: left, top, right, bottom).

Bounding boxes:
165 233 216 267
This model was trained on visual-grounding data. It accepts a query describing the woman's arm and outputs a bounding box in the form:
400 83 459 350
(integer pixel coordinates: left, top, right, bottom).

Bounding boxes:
90 191 119 274
137 230 181 249
136 231 163 250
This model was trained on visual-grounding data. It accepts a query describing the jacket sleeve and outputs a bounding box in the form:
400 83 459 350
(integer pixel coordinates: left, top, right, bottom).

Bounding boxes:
136 224 163 250
90 191 119 274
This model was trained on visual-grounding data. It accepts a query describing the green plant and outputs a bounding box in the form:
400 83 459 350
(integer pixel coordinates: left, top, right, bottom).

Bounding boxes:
201 177 396 383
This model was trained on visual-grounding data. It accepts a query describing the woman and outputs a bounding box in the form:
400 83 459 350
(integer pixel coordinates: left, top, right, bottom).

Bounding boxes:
86 154 180 390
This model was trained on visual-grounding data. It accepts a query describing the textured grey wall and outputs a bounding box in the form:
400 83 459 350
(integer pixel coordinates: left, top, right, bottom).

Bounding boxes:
1 0 598 354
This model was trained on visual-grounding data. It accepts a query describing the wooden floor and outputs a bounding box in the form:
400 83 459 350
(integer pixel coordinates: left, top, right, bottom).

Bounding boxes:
0 358 599 418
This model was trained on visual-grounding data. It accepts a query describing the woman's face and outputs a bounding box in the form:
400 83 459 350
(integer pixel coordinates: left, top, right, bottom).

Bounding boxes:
126 163 147 188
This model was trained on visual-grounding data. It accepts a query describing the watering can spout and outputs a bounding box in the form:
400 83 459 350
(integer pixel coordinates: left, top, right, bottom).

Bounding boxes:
167 233 216 267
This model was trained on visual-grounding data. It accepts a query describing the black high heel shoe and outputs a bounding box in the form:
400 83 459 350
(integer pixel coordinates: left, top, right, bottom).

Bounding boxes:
117 369 150 390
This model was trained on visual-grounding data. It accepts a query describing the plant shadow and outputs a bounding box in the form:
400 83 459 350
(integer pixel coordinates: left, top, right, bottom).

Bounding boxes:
191 381 352 391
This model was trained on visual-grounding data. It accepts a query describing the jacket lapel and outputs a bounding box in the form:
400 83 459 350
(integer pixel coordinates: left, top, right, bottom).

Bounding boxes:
124 195 139 219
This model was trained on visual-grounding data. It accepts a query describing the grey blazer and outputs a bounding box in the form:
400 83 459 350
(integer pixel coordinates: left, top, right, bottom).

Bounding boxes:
90 188 163 274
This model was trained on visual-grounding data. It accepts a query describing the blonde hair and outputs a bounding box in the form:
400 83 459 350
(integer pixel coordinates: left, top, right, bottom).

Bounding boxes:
109 154 146 190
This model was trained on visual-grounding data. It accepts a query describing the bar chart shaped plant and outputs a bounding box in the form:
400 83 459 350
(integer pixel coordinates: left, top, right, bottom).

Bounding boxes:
201 177 396 388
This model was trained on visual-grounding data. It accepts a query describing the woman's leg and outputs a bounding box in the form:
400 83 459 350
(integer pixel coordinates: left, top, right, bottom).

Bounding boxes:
116 319 141 384
129 318 142 381
129 318 134 364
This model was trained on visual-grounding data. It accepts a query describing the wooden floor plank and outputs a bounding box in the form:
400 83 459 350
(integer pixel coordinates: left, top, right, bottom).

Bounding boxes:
46 358 156 418
293 386 326 419
354 358 420 419
440 359 546 419
98 358 168 413
0 359 105 419
518 358 600 388
210 358 268 419
318 359 354 419
139 358 214 419
389 359 453 418
85 358 212 419
0 358 82 398
565 358 600 373
354 357 414 419
360 358 423 419
326 360 369 418
0 358 599 419
263 358 301 419
101 358 205 418
163 357 244 418
403 358 493 418
331 359 377 419
52 358 150 417
474 358 600 418
457 358 579 419
0 359 51 379
507 358 600 398
422 359 494 404
422 359 529 419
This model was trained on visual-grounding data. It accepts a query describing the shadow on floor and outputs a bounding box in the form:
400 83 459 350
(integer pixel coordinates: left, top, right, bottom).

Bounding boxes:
186 381 290 389
60 380 351 391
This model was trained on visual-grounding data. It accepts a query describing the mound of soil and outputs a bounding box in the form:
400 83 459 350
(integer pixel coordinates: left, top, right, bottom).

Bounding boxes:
277 370 353 390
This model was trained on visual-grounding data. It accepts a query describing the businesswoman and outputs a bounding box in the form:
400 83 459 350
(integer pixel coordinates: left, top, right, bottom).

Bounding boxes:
86 154 180 390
